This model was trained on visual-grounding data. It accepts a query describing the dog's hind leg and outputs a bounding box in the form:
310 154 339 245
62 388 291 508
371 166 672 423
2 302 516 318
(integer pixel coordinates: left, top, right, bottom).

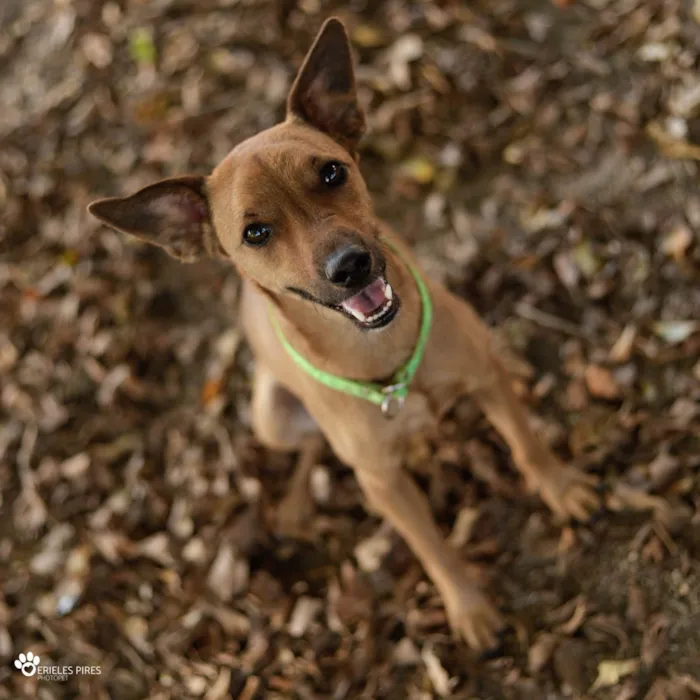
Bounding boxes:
275 432 325 539
250 363 323 537
250 362 319 452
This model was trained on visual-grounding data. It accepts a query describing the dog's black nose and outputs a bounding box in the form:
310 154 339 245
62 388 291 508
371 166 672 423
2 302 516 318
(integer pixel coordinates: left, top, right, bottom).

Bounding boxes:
324 245 372 287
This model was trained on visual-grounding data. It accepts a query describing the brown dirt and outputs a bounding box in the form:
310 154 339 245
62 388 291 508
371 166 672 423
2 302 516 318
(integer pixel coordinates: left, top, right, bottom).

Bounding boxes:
1 1 699 699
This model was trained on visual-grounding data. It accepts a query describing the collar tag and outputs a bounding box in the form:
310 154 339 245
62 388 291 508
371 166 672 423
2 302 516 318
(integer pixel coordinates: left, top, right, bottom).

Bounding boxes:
381 384 406 419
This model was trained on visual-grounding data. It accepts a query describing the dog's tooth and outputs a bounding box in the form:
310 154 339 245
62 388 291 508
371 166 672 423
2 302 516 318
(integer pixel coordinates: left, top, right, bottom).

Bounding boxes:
385 284 393 301
351 308 367 322
367 299 392 323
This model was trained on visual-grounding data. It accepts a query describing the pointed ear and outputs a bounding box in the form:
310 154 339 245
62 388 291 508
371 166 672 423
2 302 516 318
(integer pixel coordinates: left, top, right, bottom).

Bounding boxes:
88 176 225 262
287 18 365 154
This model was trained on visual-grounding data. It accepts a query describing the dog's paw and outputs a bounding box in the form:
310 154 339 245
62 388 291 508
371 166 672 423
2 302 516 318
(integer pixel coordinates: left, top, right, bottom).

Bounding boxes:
528 464 601 522
444 587 504 652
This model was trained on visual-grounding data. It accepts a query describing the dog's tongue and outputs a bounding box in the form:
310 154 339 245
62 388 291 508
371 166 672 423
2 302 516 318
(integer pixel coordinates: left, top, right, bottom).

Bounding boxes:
341 278 387 315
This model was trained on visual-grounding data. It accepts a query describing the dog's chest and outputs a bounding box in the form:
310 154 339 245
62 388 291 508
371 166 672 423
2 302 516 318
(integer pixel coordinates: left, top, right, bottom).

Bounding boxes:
393 390 440 437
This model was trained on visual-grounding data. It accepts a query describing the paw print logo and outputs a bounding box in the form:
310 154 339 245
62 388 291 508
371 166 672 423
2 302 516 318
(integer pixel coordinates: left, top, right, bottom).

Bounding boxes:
14 651 40 677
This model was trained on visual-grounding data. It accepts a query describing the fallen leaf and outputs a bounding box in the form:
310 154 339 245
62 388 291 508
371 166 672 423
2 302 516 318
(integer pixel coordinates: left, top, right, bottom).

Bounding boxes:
81 32 113 69
421 645 454 697
553 638 590 695
0 627 11 660
528 632 559 673
585 365 620 399
644 677 695 700
238 676 261 700
677 674 700 694
448 506 480 548
637 42 674 63
288 596 322 637
464 440 517 497
609 325 637 363
136 533 174 567
59 452 90 479
201 604 250 638
647 447 680 491
591 659 640 691
641 614 670 667
354 526 392 572
647 121 700 160
129 27 157 66
522 206 570 234
556 595 588 636
123 615 152 654
398 156 436 185
661 225 693 261
393 637 421 666
553 250 580 288
584 613 629 649
625 584 647 628
572 239 602 278
310 465 331 504
207 543 248 601
200 378 222 406
352 24 386 48
614 680 640 700
651 321 698 344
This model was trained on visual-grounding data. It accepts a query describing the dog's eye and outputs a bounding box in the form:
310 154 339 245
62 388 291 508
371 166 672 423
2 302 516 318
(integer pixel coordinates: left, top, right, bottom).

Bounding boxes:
319 161 347 188
242 223 272 246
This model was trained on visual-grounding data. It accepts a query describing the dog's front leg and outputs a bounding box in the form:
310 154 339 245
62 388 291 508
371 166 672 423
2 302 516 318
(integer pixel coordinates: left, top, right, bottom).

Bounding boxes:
469 358 600 522
354 464 503 651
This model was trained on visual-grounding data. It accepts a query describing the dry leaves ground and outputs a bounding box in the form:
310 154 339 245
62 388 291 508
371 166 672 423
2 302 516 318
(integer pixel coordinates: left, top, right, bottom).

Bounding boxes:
1 0 699 698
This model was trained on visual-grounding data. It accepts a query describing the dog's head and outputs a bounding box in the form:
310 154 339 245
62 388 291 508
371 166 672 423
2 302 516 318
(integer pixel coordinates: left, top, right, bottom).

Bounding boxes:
89 19 398 330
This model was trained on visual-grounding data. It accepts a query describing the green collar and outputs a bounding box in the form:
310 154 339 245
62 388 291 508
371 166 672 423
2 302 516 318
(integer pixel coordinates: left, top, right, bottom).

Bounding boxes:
269 246 433 418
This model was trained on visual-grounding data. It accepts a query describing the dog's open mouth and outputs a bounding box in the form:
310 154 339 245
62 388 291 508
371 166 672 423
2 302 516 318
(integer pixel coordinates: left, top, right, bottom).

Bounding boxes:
339 277 398 329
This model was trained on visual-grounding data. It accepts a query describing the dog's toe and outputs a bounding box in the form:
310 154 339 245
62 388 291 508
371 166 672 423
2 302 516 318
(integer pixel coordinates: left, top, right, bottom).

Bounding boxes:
445 589 504 653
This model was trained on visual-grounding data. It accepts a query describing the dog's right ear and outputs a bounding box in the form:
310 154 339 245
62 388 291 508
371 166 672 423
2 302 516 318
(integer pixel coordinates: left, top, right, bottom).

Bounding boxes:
88 176 225 262
287 18 365 155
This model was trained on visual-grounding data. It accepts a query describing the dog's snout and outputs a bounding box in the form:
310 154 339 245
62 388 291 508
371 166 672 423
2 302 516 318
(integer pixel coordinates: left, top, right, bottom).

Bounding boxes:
324 245 372 288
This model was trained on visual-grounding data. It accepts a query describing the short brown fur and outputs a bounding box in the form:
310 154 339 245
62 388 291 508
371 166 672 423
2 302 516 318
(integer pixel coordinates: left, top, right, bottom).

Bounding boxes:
89 18 600 651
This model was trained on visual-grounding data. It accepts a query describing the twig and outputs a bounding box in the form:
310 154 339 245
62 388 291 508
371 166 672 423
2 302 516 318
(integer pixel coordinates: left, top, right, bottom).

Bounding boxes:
515 302 585 338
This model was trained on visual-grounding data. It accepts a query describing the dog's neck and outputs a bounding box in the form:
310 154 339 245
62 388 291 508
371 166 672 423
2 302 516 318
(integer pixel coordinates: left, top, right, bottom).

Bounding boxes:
267 240 422 382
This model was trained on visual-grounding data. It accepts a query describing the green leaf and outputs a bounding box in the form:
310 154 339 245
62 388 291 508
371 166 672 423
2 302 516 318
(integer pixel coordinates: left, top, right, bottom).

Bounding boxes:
130 28 156 66
651 321 698 344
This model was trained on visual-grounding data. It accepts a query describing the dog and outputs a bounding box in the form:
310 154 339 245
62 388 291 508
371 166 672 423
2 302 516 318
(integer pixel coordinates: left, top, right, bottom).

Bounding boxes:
88 18 600 651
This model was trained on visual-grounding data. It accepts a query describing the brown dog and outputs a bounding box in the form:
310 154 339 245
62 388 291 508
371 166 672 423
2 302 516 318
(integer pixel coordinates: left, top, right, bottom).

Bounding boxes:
88 18 600 651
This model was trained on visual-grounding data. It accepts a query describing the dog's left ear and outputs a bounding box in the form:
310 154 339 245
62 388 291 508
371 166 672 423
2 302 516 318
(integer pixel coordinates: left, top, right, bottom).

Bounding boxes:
287 18 365 155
